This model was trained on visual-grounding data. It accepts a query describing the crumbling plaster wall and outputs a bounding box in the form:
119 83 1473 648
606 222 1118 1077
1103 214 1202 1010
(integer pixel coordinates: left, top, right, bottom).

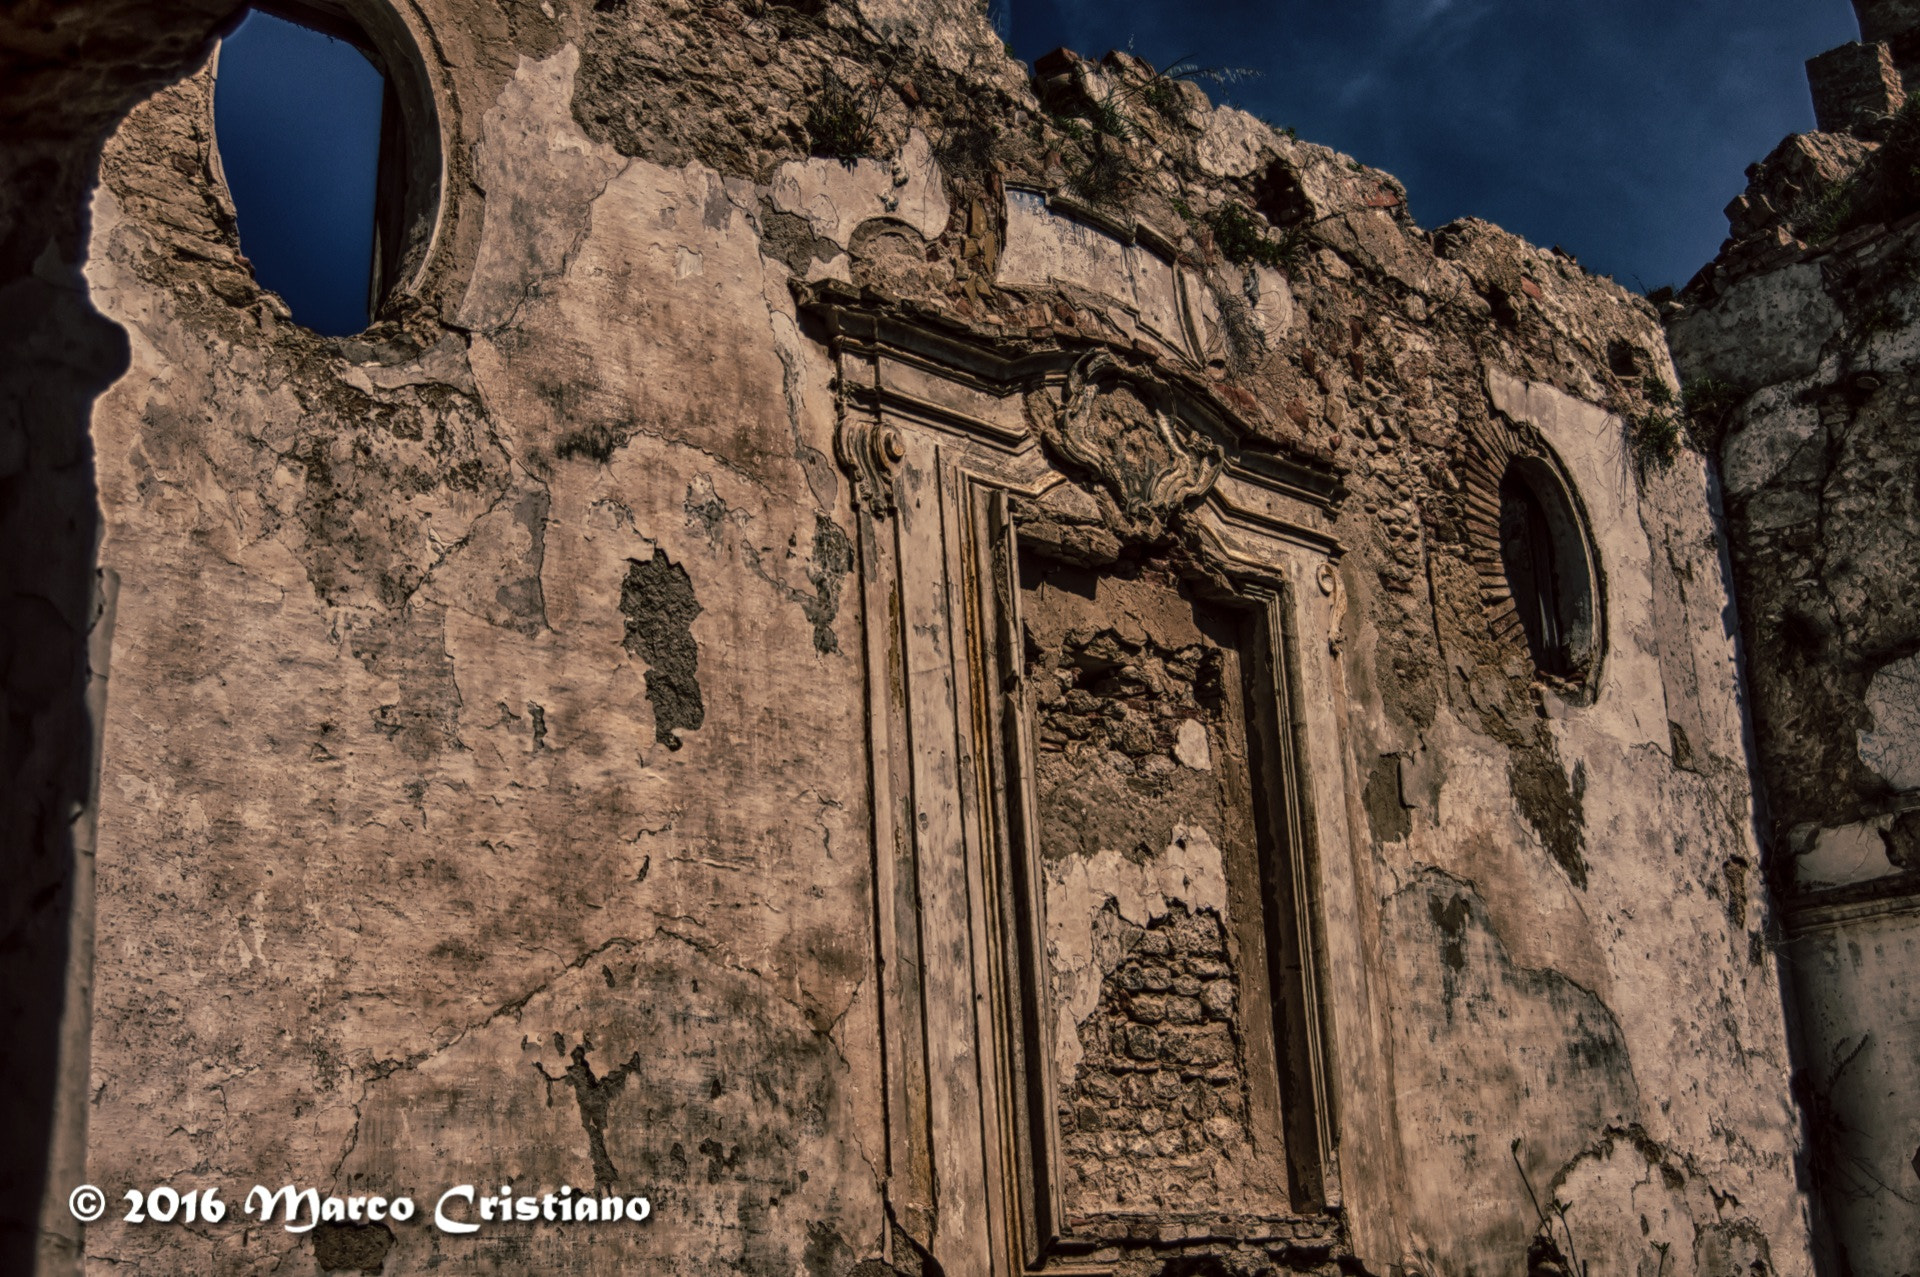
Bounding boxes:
83 29 886 1275
1668 113 1920 1274
0 2 264 1269
56 1 1814 1273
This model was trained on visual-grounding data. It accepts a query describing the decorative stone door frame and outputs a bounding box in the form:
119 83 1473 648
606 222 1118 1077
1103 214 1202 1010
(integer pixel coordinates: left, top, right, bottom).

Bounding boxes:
803 286 1394 1276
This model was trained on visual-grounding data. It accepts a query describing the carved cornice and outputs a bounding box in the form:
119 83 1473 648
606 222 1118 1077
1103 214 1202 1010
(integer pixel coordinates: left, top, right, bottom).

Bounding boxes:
796 280 1345 537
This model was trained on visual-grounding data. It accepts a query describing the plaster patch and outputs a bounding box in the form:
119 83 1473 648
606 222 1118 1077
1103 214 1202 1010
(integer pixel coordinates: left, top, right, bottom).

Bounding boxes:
1860 653 1920 790
803 254 852 284
456 45 626 332
1043 827 1230 1087
996 188 1191 357
1246 264 1296 344
1174 719 1211 771
1796 818 1899 889
768 128 949 250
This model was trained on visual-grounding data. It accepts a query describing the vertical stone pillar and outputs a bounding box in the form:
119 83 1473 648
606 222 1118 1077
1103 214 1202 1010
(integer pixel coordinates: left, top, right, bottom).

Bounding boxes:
1807 41 1905 132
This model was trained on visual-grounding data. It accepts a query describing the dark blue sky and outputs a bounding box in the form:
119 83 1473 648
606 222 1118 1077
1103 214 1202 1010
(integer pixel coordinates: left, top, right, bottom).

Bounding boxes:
218 2 1860 333
1001 0 1860 291
215 10 383 335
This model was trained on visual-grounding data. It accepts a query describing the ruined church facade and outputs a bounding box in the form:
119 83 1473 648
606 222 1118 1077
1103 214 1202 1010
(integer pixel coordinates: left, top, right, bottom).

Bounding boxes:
0 0 1891 1275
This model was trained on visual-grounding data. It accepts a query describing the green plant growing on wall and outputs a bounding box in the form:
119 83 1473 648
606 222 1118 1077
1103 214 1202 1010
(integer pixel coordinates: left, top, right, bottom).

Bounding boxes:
1046 84 1130 144
1044 112 1088 144
1074 90 1132 140
1122 54 1258 121
1205 201 1296 270
1630 374 1752 466
805 71 882 161
1681 376 1744 451
1786 99 1920 243
1798 181 1857 244
1870 99 1920 217
1629 406 1686 469
1628 373 1720 469
1039 81 1135 206
1067 138 1127 205
933 118 1000 184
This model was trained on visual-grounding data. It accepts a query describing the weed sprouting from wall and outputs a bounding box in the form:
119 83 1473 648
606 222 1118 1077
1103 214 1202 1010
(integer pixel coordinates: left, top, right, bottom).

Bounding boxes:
1628 407 1686 469
1786 100 1920 244
1067 138 1127 206
1121 54 1259 121
1202 202 1297 270
1512 1138 1586 1277
804 71 881 161
1680 377 1744 451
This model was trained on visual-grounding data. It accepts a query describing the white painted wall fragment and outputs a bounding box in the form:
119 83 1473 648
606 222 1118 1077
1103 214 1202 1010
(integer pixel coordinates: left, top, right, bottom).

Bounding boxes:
1861 653 1920 790
1043 826 1230 1086
769 128 949 249
996 188 1191 357
1174 719 1211 771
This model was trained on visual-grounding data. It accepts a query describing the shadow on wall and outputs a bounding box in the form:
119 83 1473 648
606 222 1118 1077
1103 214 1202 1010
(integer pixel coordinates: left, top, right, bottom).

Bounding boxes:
0 4 246 1270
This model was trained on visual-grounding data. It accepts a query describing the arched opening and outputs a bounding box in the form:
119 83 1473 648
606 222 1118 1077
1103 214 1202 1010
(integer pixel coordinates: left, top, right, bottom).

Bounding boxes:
213 0 440 335
1499 455 1600 684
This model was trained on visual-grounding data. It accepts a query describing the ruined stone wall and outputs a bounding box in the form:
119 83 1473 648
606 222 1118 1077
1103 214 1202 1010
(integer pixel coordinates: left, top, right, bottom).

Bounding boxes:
1022 560 1289 1221
0 3 246 1271
1 0 1820 1273
1667 12 1920 1261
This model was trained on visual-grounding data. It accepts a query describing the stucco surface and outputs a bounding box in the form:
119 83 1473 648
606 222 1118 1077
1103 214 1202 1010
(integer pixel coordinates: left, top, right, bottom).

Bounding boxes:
20 2 1821 1274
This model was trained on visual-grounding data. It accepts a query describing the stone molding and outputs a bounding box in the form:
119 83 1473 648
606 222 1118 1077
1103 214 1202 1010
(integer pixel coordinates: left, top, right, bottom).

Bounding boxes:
797 287 1392 1274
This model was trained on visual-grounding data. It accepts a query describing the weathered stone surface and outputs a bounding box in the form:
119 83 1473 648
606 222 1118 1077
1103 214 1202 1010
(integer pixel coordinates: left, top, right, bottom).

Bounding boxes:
1861 652 1920 789
1714 130 1875 250
1806 41 1906 135
0 2 1820 1274
1667 262 1843 384
1670 55 1920 1269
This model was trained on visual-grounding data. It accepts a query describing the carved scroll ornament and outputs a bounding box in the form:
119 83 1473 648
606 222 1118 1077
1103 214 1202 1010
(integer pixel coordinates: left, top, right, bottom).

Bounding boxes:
1025 352 1227 539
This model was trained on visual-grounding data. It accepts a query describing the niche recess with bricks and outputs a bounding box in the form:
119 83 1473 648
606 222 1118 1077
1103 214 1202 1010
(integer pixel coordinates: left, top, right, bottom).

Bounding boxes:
1004 547 1332 1250
803 267 1398 1274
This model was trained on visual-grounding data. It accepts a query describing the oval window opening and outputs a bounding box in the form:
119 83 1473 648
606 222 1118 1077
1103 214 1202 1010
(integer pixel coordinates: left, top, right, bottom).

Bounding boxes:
1499 456 1600 686
214 2 438 336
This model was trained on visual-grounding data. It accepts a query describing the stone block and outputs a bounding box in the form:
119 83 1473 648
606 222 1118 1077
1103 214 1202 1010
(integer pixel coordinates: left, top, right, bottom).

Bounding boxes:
1807 41 1905 132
